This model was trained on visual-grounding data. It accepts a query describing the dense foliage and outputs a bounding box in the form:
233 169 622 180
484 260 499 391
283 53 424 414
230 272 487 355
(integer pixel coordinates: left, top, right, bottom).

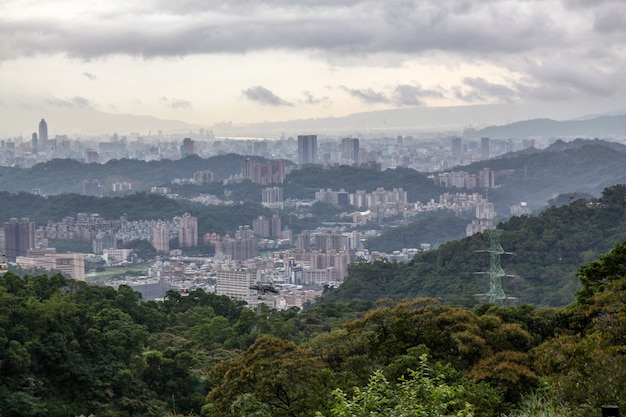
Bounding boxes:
0 154 260 195
365 211 472 251
4 233 626 416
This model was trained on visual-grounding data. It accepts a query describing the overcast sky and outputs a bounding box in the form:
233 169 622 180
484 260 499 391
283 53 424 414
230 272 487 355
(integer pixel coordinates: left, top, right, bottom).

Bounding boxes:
1 0 626 136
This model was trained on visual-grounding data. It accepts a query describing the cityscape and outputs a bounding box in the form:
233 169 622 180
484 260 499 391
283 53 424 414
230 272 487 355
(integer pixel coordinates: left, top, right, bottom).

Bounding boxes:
3 0 626 416
1 116 539 309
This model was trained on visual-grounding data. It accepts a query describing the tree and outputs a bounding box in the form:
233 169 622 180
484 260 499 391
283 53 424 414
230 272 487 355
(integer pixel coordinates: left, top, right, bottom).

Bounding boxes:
205 335 332 417
576 240 626 302
320 354 474 417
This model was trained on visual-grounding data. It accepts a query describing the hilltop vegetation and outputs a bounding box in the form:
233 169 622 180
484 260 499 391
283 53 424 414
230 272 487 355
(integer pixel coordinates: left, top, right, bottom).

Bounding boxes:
0 154 267 195
3 237 626 416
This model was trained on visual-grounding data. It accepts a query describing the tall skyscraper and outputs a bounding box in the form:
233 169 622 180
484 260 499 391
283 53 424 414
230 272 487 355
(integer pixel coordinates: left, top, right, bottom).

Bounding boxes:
451 137 462 159
38 119 48 148
480 137 490 161
341 137 360 165
178 213 198 247
4 218 35 261
297 135 318 164
181 138 195 158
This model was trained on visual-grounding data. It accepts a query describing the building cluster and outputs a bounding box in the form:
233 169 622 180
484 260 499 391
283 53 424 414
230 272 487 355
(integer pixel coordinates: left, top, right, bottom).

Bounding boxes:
240 159 285 185
1 217 85 280
315 187 409 209
434 168 496 189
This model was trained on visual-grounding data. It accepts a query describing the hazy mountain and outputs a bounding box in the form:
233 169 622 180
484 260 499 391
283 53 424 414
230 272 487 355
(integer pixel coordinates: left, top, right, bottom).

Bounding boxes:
475 115 626 138
5 101 626 139
1 105 199 138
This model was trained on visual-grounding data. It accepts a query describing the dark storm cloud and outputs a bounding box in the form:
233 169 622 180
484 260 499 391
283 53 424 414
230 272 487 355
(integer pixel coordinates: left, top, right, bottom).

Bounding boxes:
3 0 625 107
243 86 293 106
0 0 589 60
340 87 390 104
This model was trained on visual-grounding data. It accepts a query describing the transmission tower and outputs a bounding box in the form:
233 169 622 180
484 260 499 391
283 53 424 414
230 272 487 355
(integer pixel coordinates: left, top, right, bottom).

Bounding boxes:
476 229 512 304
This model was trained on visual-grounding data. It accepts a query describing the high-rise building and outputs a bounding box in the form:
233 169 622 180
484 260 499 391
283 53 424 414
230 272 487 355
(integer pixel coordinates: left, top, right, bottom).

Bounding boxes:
86 150 99 164
4 218 35 261
38 119 48 147
253 215 271 238
214 236 258 260
262 186 283 209
480 137 490 160
153 223 170 253
241 158 254 180
297 135 318 164
194 170 214 185
451 137 462 159
181 138 195 158
178 213 198 247
341 137 360 165
296 230 311 253
31 132 38 151
82 179 102 196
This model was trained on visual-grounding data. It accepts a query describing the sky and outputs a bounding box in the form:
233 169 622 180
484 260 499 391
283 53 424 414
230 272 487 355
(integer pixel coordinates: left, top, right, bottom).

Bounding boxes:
1 0 626 136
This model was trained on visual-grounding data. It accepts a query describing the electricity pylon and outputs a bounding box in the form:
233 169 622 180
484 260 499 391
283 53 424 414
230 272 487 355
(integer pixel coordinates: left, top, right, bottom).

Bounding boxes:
476 229 513 304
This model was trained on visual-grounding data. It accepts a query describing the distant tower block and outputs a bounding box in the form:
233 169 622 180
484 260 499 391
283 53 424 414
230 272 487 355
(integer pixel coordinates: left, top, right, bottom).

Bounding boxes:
39 119 48 147
476 229 513 304
297 135 318 164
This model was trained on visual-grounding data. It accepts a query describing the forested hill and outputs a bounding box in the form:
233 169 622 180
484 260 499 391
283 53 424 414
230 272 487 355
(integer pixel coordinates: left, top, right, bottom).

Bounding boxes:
0 154 269 195
2 139 626 211
322 184 626 308
468 139 626 210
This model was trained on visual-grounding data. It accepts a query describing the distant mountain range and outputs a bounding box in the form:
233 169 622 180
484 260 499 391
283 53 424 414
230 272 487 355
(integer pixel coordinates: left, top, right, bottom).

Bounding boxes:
475 115 626 138
216 108 626 138
5 99 625 138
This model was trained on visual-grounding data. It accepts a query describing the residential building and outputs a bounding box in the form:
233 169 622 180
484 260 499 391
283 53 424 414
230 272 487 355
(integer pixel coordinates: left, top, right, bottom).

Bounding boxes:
178 213 198 248
216 267 260 306
153 222 170 253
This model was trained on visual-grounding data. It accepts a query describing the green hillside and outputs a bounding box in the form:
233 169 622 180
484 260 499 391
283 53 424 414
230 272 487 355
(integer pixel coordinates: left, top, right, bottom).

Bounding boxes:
322 184 626 308
4 238 626 416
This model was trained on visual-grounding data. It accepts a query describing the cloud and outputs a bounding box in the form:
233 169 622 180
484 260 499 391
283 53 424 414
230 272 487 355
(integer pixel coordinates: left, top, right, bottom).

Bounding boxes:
341 87 389 104
299 90 331 105
524 59 619 99
392 84 443 106
455 77 517 103
0 0 600 62
82 72 96 80
160 97 192 109
242 86 293 106
45 96 92 108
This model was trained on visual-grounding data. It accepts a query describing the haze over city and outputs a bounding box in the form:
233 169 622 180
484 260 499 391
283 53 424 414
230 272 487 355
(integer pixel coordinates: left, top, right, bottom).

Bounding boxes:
2 0 626 136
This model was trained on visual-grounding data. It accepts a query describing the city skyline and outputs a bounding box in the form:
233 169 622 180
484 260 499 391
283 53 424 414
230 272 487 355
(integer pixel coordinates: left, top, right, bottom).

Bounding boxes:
1 0 626 136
